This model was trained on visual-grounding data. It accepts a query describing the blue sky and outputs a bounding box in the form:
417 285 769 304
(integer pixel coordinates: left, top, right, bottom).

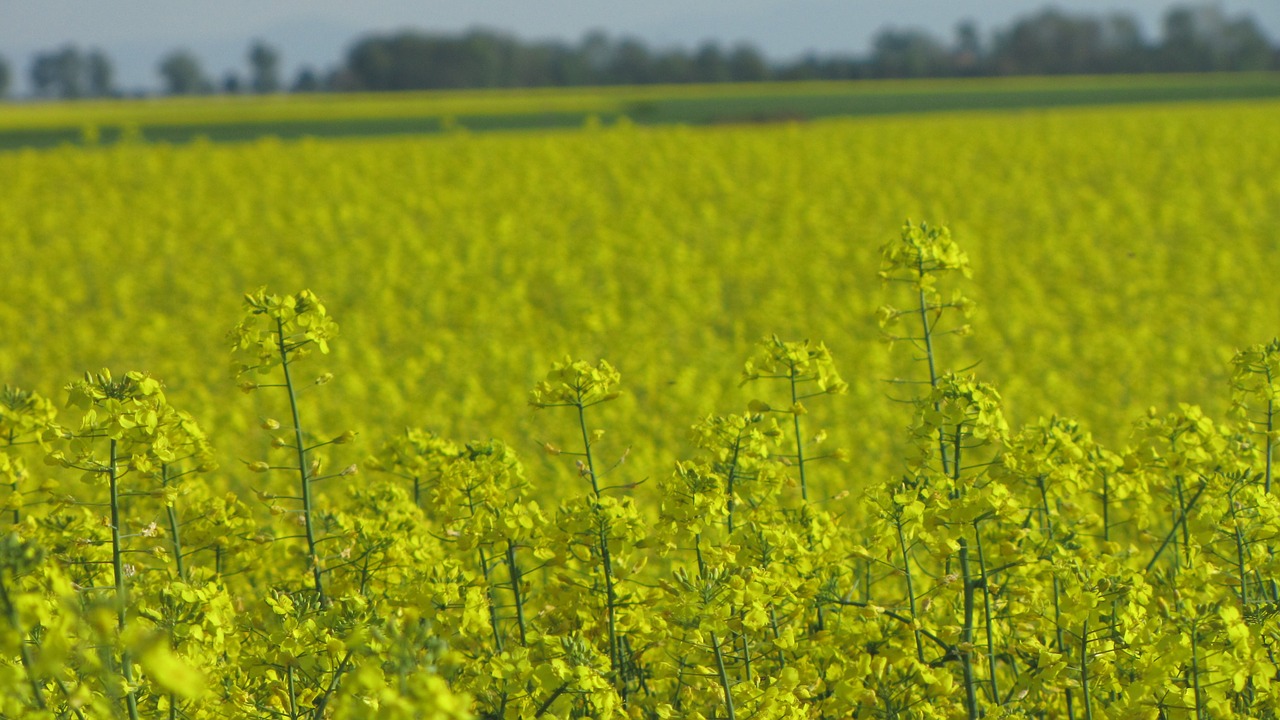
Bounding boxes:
2 1 1278 93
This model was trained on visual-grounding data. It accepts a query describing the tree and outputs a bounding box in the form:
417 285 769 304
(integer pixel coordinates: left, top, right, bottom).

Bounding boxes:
1161 4 1222 70
291 67 322 93
953 20 984 74
578 30 612 79
508 42 567 86
651 49 693 84
542 42 592 86
0 55 10 98
31 47 82 98
607 38 653 84
1098 13 1148 72
871 27 949 77
345 37 395 90
30 46 114 99
991 8 1137 75
249 40 281 93
692 42 730 83
344 29 553 90
1221 15 1273 70
727 44 768 82
1159 4 1273 71
158 50 211 95
86 50 114 96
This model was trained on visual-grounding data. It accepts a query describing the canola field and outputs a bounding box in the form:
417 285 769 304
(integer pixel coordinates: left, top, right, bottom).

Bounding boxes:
3 98 1280 718
3 100 1279 483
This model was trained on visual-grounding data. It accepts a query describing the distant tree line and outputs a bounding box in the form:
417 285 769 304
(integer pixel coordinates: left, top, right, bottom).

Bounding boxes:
0 3 1276 99
0 40 284 99
326 4 1279 91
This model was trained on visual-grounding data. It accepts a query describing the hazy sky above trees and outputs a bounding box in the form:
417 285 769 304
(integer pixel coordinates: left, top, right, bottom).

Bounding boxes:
3 0 1278 92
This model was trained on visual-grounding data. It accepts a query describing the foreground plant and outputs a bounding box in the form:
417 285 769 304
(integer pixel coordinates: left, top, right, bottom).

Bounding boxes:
42 370 215 717
531 357 652 712
0 385 56 527
230 288 348 605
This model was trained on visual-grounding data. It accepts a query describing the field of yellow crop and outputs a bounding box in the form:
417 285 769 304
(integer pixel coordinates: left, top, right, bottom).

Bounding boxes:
3 101 1279 485
3 98 1280 718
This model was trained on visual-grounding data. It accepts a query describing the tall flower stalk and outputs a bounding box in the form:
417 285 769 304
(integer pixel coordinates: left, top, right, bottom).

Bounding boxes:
230 288 344 605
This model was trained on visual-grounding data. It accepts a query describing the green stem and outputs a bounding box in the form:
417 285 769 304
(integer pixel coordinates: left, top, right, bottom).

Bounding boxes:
577 401 624 704
287 664 299 720
534 683 569 718
671 644 690 712
1190 625 1202 720
738 608 753 684
311 650 352 719
788 368 808 502
52 673 89 720
1144 481 1208 573
959 534 979 720
1229 490 1249 603
1038 476 1075 720
786 369 826 634
1080 621 1094 720
1174 476 1192 565
162 465 187 582
836 598 957 658
461 473 505 651
975 523 999 705
6 429 17 526
277 317 326 606
725 434 742 537
950 422 977 719
1263 396 1278 599
711 632 737 720
505 540 528 646
896 512 925 663
1266 394 1275 494
916 264 950 477
109 440 140 720
478 545 504 652
769 605 785 667
162 463 185 720
0 575 47 710
1100 469 1111 544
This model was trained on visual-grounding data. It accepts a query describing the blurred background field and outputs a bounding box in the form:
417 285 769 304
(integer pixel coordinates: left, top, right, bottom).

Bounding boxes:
5 1 1280 499
3 97 1279 499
